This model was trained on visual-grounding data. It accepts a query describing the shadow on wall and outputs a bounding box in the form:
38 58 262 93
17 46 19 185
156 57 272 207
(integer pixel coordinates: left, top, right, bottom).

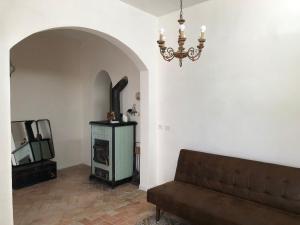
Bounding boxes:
93 70 112 121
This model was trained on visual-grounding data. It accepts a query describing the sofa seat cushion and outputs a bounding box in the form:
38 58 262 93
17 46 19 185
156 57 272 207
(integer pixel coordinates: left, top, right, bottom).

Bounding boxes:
147 181 300 225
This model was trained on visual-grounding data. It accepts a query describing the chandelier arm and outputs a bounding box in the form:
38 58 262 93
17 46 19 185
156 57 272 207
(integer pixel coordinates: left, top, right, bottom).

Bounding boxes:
187 47 201 61
160 47 175 62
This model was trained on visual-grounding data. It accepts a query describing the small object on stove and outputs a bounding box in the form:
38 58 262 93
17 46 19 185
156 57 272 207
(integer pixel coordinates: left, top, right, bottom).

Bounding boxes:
107 112 116 122
122 114 128 122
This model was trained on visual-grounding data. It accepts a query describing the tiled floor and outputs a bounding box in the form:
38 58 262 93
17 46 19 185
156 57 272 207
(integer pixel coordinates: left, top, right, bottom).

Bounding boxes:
13 165 154 225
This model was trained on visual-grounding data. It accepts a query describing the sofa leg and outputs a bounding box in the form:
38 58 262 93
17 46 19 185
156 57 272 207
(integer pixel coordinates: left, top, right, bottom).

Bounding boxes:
156 206 161 222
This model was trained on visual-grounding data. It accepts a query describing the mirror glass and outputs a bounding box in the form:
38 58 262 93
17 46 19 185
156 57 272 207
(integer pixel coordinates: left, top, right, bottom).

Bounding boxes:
37 120 55 160
11 120 55 166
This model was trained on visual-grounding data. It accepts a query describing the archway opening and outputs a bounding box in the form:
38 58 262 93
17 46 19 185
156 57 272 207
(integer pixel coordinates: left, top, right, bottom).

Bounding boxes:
10 28 147 225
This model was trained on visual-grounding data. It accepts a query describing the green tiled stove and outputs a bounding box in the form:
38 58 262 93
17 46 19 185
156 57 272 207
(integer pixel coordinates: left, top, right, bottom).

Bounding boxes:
89 120 137 187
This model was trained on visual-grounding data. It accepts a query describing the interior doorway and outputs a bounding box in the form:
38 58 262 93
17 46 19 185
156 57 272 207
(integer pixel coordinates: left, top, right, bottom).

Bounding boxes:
10 28 144 225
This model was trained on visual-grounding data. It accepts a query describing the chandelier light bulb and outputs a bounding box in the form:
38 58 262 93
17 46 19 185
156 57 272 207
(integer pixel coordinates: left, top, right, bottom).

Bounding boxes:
179 24 186 31
159 28 165 41
200 25 206 39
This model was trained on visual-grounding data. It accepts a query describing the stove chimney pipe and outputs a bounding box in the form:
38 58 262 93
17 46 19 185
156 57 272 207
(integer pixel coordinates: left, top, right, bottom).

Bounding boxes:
111 76 128 119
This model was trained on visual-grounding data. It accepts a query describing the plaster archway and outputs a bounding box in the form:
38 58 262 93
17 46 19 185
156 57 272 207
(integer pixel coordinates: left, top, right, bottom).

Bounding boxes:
6 27 156 225
9 25 152 183
0 3 158 224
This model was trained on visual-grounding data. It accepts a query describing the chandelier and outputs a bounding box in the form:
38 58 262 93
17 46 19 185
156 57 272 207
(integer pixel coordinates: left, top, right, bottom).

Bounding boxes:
157 0 206 67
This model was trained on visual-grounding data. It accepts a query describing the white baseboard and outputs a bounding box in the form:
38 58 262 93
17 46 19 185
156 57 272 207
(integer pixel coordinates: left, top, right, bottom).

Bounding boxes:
139 184 149 191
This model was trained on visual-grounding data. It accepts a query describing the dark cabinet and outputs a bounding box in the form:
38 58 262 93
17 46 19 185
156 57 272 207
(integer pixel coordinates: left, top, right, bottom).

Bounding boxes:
12 161 57 189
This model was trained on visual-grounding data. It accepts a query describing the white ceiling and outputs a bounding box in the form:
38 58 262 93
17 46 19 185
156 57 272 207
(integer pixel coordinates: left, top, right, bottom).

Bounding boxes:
120 0 208 16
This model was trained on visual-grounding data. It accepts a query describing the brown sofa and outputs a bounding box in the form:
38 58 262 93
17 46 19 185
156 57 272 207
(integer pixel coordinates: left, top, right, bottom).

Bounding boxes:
147 149 300 225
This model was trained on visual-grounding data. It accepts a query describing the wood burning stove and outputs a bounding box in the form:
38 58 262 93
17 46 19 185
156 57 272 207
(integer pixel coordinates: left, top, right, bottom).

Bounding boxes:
89 77 137 188
89 121 137 188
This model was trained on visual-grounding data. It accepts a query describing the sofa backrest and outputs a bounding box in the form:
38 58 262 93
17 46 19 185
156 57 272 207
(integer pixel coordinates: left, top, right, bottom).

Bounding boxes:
175 149 300 215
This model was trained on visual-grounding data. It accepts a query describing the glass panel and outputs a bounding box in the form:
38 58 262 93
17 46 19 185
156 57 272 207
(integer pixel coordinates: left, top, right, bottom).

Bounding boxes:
37 119 55 159
11 121 28 150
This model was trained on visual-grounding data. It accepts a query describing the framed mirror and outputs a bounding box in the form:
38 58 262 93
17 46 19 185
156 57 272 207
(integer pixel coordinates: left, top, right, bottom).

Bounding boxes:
11 120 55 167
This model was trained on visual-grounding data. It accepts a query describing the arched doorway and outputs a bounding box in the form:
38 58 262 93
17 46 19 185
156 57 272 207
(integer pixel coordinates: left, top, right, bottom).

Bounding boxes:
10 27 144 169
6 26 155 225
0 2 158 224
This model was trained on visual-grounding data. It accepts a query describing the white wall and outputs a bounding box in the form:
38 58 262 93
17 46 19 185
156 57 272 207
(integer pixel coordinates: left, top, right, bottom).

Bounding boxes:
10 32 84 169
0 40 13 225
157 0 300 183
79 35 141 165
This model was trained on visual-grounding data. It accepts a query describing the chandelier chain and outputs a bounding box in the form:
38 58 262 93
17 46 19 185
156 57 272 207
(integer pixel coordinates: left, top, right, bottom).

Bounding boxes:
180 0 183 18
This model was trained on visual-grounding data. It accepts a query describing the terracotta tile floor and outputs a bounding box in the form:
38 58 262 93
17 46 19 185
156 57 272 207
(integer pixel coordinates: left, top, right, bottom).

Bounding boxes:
13 165 154 225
